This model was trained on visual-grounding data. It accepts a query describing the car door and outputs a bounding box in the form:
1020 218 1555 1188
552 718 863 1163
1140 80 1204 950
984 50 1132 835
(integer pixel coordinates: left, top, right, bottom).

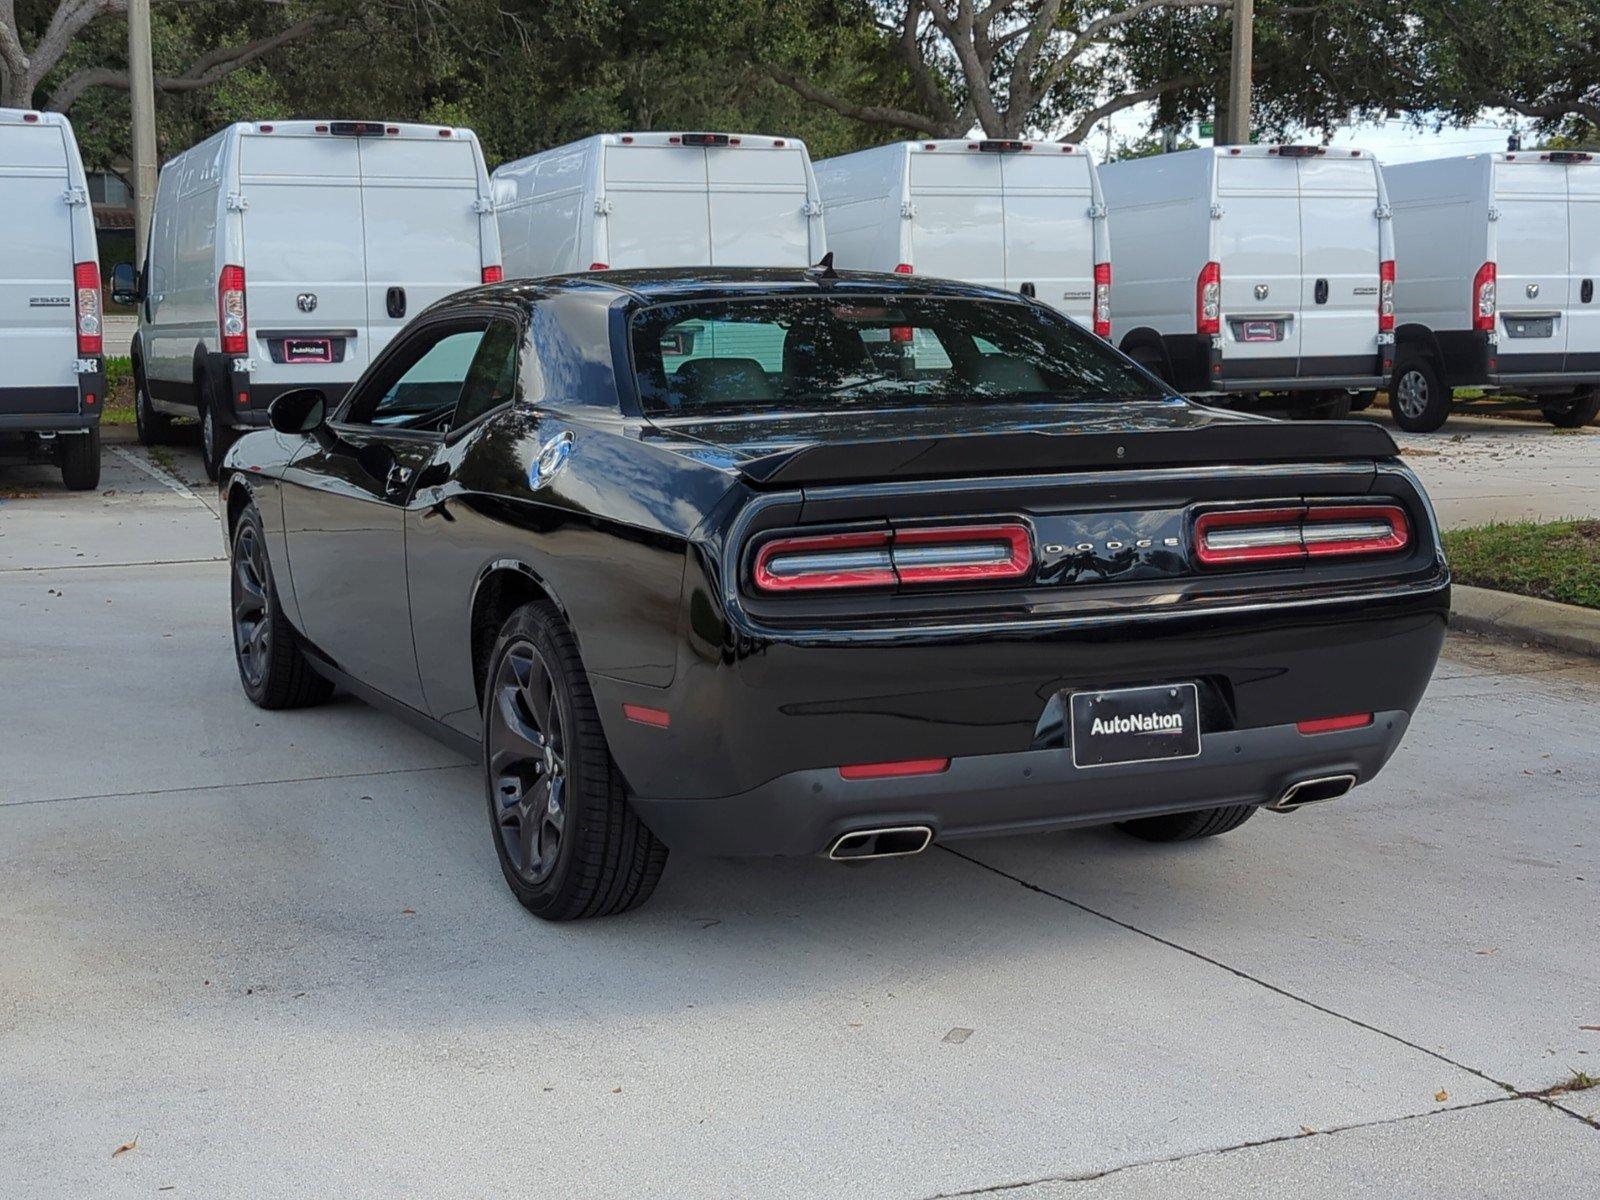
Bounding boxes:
279 315 493 709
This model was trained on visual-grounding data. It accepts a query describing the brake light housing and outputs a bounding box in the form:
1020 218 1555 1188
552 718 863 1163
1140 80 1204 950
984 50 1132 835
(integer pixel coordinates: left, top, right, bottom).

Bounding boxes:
1473 261 1496 332
1378 260 1395 332
1194 504 1411 567
73 261 102 356
1093 262 1112 338
218 264 247 354
751 523 1033 593
1197 261 1221 335
481 264 503 284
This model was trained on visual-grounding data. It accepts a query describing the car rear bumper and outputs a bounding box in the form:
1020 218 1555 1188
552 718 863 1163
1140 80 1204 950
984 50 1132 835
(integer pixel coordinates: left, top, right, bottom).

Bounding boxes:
630 709 1410 856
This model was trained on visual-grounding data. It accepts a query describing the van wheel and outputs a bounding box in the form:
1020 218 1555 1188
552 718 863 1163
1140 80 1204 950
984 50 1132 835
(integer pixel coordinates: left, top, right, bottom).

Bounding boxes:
1389 357 1451 433
198 372 234 482
1542 388 1600 429
483 602 668 920
59 427 101 491
1117 804 1256 842
1128 345 1171 385
133 359 171 445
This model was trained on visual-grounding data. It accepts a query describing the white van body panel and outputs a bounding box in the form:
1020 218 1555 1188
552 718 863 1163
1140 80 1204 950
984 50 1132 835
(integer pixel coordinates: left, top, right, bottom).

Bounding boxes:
0 109 99 408
1386 151 1600 385
1101 146 1390 395
493 133 825 277
813 140 1109 323
140 121 498 419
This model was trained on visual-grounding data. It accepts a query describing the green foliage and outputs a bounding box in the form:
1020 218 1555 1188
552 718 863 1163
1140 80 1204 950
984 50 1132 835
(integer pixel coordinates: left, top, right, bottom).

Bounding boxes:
1443 520 1600 610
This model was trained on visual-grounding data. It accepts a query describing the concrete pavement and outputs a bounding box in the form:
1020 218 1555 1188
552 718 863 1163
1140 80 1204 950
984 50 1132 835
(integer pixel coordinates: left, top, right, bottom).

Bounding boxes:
1 438 1596 1198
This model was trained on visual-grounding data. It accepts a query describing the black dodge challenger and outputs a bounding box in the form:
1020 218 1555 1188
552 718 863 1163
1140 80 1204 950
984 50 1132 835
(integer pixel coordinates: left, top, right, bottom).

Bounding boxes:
219 268 1449 920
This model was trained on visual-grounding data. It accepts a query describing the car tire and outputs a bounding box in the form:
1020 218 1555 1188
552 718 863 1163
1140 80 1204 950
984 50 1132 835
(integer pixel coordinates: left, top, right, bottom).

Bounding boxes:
133 359 171 445
230 503 334 709
1290 391 1353 420
59 426 101 491
198 367 234 482
1541 387 1600 429
1389 356 1451 432
482 602 668 921
1116 804 1257 843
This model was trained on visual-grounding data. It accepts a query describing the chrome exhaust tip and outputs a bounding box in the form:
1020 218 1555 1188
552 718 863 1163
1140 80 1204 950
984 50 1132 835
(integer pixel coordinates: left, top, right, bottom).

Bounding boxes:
827 825 934 861
1268 773 1357 813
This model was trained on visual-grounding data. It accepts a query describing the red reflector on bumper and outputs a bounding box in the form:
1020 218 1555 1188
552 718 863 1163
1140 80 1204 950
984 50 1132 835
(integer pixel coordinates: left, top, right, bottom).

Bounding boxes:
838 758 950 780
1297 713 1373 735
623 703 670 728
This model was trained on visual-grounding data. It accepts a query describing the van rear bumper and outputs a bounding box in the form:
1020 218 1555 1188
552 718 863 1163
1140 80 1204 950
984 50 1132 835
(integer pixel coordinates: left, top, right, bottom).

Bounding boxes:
0 385 100 432
1212 353 1386 392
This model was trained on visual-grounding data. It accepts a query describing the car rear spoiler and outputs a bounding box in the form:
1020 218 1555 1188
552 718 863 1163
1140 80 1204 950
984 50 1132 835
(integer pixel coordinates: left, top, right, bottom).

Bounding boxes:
736 422 1401 487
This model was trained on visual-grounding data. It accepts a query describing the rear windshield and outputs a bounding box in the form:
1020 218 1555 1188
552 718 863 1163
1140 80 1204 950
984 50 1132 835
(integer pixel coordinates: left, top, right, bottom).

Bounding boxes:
629 295 1166 417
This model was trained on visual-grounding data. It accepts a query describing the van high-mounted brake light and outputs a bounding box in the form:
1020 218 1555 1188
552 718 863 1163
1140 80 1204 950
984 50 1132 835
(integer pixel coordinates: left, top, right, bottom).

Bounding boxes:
73 261 102 356
1194 504 1410 566
680 133 731 147
328 121 388 137
752 524 1033 593
975 140 1031 153
218 264 247 354
1473 261 1497 332
1272 146 1326 157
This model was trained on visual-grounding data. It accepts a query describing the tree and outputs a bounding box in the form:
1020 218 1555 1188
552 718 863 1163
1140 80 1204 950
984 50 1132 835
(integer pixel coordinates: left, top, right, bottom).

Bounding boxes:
0 0 329 112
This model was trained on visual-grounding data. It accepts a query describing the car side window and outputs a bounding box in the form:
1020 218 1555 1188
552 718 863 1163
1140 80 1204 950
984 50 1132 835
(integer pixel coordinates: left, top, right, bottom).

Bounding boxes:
451 321 520 430
343 324 487 431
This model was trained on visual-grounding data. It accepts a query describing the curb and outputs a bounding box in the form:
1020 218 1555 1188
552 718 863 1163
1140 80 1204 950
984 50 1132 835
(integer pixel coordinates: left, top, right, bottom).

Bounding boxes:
1450 584 1600 660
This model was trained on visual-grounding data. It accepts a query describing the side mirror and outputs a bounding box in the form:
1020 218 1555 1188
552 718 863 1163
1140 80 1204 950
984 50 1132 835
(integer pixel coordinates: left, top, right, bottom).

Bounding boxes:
267 388 327 436
109 262 140 306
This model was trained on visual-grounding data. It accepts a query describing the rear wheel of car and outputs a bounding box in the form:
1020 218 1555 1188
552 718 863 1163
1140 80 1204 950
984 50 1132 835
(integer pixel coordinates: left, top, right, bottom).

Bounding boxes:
1541 387 1600 429
133 358 171 445
483 602 667 921
59 426 100 491
1117 804 1257 843
1389 356 1451 432
230 503 334 709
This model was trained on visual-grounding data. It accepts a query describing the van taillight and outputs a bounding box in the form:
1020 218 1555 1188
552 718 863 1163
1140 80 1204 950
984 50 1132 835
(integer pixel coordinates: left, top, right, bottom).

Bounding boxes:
893 263 913 275
1093 262 1112 338
1379 260 1395 332
1473 261 1496 332
481 265 503 284
1194 504 1410 566
1196 261 1221 335
73 262 102 356
218 264 247 354
752 524 1033 593
588 262 609 271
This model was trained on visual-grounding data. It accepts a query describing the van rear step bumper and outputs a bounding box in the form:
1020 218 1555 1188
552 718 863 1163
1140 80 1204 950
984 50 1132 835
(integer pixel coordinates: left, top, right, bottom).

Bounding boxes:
629 710 1409 857
1211 353 1386 392
0 385 101 432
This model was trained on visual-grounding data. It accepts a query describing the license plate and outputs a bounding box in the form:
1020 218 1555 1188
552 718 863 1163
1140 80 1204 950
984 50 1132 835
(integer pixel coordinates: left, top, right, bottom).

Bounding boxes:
1238 319 1282 343
285 337 333 363
1070 683 1201 768
1504 317 1553 339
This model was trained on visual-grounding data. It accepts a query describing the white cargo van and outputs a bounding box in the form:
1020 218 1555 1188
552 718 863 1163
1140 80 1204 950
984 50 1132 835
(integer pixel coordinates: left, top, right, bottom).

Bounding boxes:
492 132 825 276
1100 145 1394 417
0 108 104 489
1384 150 1600 430
814 139 1111 333
111 120 501 478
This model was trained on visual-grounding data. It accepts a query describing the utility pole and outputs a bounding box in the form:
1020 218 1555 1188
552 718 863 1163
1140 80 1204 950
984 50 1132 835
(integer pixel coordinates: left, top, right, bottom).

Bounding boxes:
1227 0 1254 145
128 0 158 267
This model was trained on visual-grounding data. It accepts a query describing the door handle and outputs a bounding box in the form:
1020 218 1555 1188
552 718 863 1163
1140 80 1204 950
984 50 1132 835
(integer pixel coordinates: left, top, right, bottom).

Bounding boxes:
1314 278 1329 305
386 287 407 319
1583 279 1594 304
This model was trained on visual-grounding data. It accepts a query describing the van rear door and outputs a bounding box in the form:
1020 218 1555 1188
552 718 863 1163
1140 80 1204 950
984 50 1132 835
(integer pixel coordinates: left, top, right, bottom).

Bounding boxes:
238 133 370 376
706 144 812 266
1563 160 1600 371
357 135 485 361
999 151 1095 319
907 149 1006 291
1296 154 1381 371
603 144 713 267
1215 154 1303 368
0 121 77 403
1493 159 1569 368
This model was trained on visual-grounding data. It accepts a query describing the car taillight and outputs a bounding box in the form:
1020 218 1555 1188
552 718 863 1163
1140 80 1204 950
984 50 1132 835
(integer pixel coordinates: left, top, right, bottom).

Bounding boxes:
752 523 1032 593
218 264 247 354
1378 259 1395 332
1473 261 1496 332
1196 261 1221 335
1194 504 1410 566
73 261 102 355
481 264 503 284
1093 262 1112 339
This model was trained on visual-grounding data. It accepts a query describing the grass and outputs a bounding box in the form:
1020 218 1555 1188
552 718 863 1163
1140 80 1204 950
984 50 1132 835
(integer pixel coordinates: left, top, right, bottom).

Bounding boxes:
100 355 135 426
1442 520 1600 610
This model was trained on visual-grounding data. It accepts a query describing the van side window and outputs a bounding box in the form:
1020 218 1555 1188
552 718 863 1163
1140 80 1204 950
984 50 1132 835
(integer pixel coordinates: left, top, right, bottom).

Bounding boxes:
343 324 487 431
452 321 520 429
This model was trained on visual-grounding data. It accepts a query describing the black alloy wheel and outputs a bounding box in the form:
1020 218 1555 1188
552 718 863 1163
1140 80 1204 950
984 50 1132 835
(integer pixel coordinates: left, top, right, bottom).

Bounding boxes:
232 517 273 692
488 639 569 886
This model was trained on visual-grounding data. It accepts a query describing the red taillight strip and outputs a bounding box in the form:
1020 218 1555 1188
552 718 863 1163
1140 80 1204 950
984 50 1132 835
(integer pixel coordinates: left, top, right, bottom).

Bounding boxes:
1302 505 1409 557
839 758 950 780
753 530 896 592
892 523 1032 584
752 523 1033 593
1195 504 1410 566
218 264 247 354
1297 713 1373 734
73 261 102 356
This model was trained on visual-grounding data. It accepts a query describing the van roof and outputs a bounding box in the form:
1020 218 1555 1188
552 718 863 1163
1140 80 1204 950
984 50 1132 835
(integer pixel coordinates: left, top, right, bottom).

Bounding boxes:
0 108 71 129
235 120 478 142
1208 144 1373 160
906 138 1085 156
595 131 806 151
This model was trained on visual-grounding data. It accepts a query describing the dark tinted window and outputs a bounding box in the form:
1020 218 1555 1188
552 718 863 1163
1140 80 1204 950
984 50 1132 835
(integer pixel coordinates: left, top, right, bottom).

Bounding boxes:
452 321 520 428
629 295 1166 417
